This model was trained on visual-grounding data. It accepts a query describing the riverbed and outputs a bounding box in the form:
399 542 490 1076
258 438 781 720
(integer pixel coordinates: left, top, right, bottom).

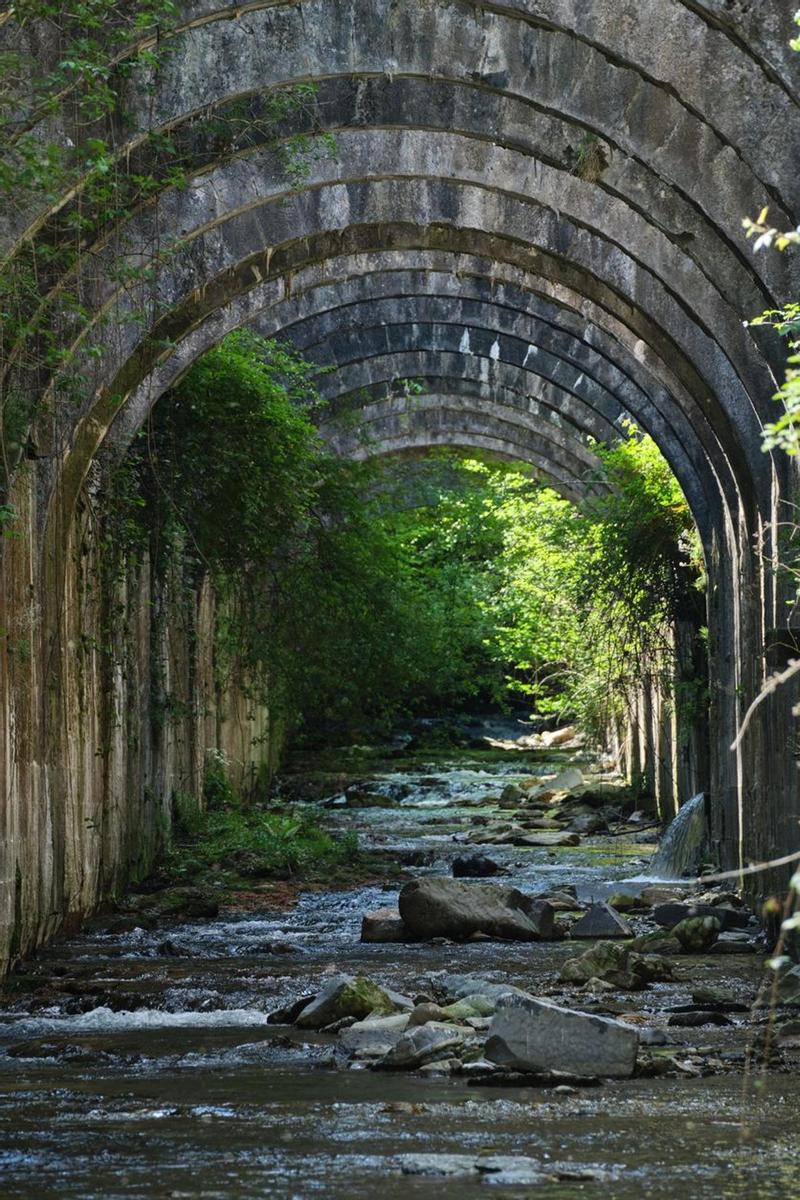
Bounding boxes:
1 723 797 1199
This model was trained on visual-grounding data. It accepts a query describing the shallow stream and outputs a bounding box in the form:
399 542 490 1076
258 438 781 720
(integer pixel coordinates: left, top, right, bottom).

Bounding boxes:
1 721 797 1198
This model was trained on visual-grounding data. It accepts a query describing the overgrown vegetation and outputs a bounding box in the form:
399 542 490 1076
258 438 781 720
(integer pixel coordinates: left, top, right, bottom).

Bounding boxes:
110 331 704 753
0 2 337 492
165 781 362 889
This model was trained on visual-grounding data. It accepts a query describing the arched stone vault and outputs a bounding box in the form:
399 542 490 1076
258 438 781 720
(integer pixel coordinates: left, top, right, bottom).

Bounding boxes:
2 0 800 966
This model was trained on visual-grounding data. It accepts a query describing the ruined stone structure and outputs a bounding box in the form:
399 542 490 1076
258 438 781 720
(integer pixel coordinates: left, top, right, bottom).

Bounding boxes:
1 1 799 969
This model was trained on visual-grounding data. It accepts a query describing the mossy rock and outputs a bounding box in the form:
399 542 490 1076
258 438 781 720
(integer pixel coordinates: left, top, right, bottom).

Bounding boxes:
671 915 721 953
296 975 398 1028
631 930 682 956
608 892 640 913
561 940 673 990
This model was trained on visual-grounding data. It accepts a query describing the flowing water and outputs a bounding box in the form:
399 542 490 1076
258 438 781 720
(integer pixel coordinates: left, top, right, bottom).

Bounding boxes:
1 723 797 1199
647 793 708 880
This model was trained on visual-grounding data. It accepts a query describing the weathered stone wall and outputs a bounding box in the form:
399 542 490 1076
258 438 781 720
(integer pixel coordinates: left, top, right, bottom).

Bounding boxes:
2 0 800 966
0 467 271 969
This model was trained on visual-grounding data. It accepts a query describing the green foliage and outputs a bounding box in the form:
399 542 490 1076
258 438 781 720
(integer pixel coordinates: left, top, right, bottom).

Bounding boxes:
166 797 361 883
743 17 800 458
107 333 702 749
376 432 703 739
0 0 336 495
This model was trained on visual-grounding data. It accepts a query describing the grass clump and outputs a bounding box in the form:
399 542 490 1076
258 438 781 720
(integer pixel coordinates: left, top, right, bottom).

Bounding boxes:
166 801 361 885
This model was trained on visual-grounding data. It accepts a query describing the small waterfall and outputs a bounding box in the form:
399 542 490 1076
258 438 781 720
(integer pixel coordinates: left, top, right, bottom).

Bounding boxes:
647 793 708 879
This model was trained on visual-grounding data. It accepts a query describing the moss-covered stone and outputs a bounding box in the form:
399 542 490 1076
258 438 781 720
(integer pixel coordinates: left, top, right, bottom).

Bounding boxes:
296 975 398 1028
671 915 721 953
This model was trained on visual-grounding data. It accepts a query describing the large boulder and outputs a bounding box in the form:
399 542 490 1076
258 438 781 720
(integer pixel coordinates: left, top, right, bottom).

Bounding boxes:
399 878 555 941
295 975 399 1028
486 994 639 1078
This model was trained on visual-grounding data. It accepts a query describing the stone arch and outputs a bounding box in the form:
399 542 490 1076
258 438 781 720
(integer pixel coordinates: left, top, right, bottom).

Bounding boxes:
3 0 800 968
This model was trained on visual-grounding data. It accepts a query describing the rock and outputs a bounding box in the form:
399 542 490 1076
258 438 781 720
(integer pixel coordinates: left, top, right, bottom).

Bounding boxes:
551 767 584 790
515 831 581 848
671 915 721 952
500 783 526 804
486 994 639 1078
360 907 409 943
452 853 502 878
409 995 496 1026
537 889 583 912
268 994 316 1024
156 939 181 956
378 1022 468 1068
631 930 682 956
542 726 578 747
569 813 607 834
431 973 531 1005
653 902 750 932
417 1057 462 1076
339 1013 410 1054
639 885 688 907
383 987 415 1012
690 985 750 1012
398 878 555 941
608 893 642 913
295 975 398 1028
560 941 673 989
569 903 632 939
442 994 497 1020
399 1154 482 1178
640 1027 669 1046
144 886 219 919
667 1011 733 1028
710 933 758 954
408 1002 448 1026
582 976 617 993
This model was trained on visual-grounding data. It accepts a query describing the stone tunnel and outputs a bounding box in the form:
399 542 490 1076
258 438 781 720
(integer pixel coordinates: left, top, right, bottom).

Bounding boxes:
1 0 799 969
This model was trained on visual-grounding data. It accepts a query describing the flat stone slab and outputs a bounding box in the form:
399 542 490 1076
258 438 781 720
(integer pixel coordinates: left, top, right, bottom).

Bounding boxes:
515 831 581 847
486 994 639 1078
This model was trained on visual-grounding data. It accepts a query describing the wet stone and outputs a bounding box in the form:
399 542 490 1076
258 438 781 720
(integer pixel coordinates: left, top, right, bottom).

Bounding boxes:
671 916 721 952
486 994 640 1078
360 907 409 943
295 975 399 1028
452 853 502 877
398 877 555 941
377 1021 468 1069
569 902 632 939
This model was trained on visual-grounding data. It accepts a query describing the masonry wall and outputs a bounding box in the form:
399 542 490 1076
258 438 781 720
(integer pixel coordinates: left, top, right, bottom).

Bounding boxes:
0 467 271 973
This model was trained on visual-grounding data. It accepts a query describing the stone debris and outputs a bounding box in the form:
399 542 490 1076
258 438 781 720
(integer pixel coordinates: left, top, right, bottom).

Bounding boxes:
560 941 673 989
378 1022 470 1069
